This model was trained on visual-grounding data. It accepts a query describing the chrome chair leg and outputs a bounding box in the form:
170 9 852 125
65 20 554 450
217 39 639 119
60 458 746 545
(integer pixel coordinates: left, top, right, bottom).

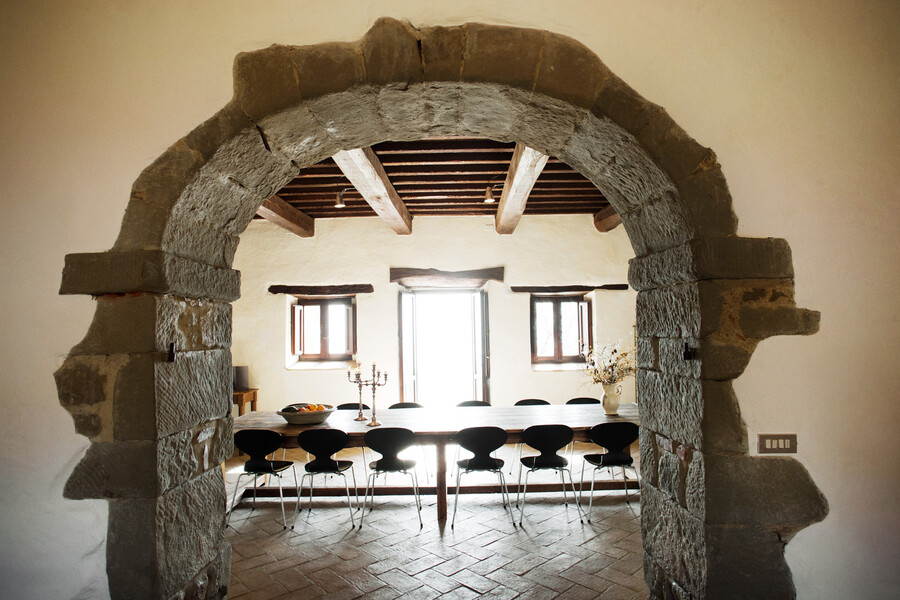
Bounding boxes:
451 465 463 528
518 469 532 525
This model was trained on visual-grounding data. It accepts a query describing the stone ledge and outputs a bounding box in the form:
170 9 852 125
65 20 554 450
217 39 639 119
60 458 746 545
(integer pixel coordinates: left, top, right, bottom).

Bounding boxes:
60 250 240 302
628 237 795 291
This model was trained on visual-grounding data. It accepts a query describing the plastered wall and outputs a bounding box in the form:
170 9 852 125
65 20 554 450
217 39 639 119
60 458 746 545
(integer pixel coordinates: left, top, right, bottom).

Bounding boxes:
1 2 897 599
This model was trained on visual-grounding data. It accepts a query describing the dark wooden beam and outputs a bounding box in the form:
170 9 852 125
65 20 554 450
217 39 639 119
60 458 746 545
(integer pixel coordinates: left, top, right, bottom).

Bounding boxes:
510 284 629 294
593 205 623 232
268 284 375 296
256 195 314 237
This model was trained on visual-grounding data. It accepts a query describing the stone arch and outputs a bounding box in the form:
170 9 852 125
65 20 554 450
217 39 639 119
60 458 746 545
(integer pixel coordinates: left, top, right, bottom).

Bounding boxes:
55 18 827 600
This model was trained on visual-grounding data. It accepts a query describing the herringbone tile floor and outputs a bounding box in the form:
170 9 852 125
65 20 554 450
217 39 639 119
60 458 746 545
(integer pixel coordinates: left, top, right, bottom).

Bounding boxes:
225 447 647 599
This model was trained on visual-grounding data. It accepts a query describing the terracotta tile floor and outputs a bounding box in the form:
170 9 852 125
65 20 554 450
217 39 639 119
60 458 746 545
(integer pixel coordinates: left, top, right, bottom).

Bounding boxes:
224 446 647 599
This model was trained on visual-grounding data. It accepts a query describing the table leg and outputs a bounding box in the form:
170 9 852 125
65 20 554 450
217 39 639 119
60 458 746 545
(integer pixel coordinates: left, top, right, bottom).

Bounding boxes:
435 440 447 521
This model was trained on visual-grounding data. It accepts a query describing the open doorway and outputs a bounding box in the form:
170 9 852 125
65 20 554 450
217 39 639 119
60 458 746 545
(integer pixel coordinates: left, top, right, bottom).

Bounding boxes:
399 289 489 407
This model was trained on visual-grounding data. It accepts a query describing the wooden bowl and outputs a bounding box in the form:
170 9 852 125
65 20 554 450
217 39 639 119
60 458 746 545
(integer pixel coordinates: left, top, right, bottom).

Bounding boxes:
277 403 335 425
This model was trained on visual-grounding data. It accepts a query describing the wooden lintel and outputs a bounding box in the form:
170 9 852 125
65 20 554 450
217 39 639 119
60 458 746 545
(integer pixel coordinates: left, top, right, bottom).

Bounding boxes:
510 284 629 294
593 205 622 232
256 195 314 237
332 147 412 235
268 284 375 296
495 143 550 234
390 267 505 289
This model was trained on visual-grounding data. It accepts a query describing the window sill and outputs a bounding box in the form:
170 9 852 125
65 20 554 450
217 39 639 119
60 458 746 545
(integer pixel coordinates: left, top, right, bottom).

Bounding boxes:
287 360 354 371
531 362 585 372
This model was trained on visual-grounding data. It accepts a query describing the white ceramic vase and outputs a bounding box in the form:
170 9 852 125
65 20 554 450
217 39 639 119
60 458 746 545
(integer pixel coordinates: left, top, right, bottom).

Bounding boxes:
601 383 620 415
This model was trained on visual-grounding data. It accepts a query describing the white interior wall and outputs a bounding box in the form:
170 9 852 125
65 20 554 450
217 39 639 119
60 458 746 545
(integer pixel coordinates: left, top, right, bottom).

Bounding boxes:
232 216 636 410
1 2 897 599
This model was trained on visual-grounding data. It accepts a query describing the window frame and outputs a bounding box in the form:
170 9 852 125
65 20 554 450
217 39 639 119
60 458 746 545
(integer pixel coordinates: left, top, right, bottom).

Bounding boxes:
289 296 357 362
529 294 592 364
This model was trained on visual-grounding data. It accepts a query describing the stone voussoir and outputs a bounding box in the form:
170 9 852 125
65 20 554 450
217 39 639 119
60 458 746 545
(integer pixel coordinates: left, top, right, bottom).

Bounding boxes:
461 22 546 91
71 293 231 356
294 41 367 101
362 18 424 87
233 44 303 122
420 25 464 82
60 250 241 302
534 31 610 109
107 468 226 600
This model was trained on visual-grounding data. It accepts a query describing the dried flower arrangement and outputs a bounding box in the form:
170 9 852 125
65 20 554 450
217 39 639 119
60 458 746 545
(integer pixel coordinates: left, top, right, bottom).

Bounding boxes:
584 342 637 385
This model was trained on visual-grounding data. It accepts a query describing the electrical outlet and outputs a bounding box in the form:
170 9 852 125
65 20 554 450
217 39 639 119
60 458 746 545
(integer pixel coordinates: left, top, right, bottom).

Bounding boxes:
758 434 797 454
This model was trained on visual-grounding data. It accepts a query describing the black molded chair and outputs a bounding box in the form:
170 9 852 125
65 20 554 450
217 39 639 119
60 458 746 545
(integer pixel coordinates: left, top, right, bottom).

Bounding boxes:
292 429 358 528
515 398 550 406
388 402 431 479
581 423 640 519
517 424 585 524
337 402 370 410
566 397 601 405
457 400 491 407
226 429 297 530
509 399 551 473
389 402 423 409
361 427 423 528
451 426 516 527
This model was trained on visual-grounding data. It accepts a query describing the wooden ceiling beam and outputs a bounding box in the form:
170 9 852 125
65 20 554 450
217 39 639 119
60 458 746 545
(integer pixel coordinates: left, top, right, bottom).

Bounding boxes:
332 147 412 235
495 143 550 234
593 205 623 232
256 195 315 238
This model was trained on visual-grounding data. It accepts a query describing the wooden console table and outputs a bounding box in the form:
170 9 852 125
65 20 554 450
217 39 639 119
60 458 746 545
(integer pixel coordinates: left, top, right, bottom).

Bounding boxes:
232 388 258 416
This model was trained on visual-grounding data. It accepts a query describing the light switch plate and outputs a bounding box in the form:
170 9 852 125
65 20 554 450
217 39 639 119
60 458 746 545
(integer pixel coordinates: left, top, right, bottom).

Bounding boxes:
758 433 798 454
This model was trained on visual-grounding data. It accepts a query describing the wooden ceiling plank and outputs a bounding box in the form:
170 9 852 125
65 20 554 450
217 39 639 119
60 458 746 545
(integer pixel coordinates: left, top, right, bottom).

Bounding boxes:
495 143 550 234
333 147 413 235
257 195 315 238
593 205 623 232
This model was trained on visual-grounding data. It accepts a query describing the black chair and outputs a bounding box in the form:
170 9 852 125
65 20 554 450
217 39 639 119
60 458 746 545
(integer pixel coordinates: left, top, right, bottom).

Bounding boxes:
388 402 431 479
457 400 491 407
389 402 423 409
226 429 297 530
337 402 370 410
451 427 516 528
517 424 585 524
581 423 640 520
361 427 423 528
292 429 358 528
515 398 550 406
566 397 601 405
509 399 551 473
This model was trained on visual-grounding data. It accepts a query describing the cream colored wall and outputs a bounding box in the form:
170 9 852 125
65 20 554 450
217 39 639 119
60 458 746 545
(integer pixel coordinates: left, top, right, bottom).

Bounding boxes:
1 2 897 599
232 216 636 410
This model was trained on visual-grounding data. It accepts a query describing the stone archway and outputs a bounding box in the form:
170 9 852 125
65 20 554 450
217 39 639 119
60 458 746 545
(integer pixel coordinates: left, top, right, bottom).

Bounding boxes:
55 18 827 600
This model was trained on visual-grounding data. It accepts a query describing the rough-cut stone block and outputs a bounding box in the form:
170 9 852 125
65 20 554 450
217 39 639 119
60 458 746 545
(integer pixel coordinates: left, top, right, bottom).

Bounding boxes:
638 371 747 453
293 42 365 100
362 18 423 86
705 525 796 600
107 468 226 600
55 355 109 407
592 73 661 138
642 485 707 595
420 25 463 81
560 114 677 214
422 83 462 137
637 282 717 339
639 426 659 487
628 238 795 291
461 23 544 91
115 349 231 440
676 166 739 236
534 32 609 109
636 336 659 370
162 217 241 270
688 454 829 531
376 84 433 142
201 126 296 201
60 250 241 302
656 336 756 381
233 45 302 122
508 88 581 159
638 109 712 187
306 88 385 151
658 451 687 506
739 306 821 338
72 294 231 356
457 83 519 142
174 170 259 237
183 102 255 164
620 191 692 257
256 103 336 167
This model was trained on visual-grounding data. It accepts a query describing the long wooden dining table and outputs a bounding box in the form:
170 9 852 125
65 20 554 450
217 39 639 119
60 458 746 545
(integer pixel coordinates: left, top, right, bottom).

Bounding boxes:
232 402 640 521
